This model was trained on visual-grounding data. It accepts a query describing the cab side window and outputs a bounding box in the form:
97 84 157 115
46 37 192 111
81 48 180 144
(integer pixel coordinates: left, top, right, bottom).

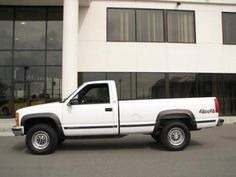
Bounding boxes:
71 84 110 105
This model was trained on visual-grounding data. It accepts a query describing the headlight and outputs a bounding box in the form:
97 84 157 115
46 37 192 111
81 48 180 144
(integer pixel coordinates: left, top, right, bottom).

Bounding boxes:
15 113 20 126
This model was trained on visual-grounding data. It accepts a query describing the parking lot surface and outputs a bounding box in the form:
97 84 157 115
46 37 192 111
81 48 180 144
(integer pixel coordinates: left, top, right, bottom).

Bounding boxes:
0 125 236 177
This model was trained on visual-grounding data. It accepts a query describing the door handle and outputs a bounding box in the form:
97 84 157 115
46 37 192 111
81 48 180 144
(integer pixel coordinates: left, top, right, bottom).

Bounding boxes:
105 108 113 112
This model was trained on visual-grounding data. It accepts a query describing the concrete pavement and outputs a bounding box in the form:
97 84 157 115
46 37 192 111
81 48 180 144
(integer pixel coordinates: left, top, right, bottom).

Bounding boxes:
0 125 236 177
0 116 236 136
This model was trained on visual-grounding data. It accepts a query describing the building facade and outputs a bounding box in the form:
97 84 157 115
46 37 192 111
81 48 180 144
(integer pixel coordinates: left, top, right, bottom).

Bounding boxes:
0 0 236 117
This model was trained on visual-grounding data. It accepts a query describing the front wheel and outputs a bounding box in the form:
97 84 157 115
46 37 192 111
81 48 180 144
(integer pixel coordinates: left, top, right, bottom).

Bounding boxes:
151 133 161 142
26 124 58 155
161 121 190 151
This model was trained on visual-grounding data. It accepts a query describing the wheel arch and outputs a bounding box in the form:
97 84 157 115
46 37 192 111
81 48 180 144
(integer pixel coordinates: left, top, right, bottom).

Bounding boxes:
21 113 65 139
153 109 197 134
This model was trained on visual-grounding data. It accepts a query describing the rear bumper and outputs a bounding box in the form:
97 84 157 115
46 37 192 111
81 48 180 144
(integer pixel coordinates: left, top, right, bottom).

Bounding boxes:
12 126 24 136
217 119 224 126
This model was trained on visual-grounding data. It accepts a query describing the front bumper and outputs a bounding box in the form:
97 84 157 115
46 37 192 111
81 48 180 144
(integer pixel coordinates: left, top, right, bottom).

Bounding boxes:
217 119 224 126
12 126 24 136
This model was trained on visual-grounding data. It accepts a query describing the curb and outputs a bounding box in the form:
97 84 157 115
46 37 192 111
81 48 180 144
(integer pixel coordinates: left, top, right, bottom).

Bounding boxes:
222 116 236 124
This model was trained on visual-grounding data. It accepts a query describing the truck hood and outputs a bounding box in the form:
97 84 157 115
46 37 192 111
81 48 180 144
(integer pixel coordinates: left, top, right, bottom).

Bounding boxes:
16 102 63 118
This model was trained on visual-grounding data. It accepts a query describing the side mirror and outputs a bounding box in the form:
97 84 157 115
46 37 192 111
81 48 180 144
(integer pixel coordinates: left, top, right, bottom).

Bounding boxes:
67 100 72 107
67 99 78 106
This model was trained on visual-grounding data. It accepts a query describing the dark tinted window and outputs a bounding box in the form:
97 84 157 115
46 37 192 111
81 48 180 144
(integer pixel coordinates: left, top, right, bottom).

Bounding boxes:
77 72 236 116
198 74 223 98
0 67 12 86
107 73 131 100
107 8 195 43
14 51 45 65
48 7 63 21
107 9 135 41
169 74 197 98
72 84 109 104
0 52 12 65
78 72 106 86
47 21 63 49
46 51 62 65
223 75 236 115
14 67 45 81
15 21 46 49
136 9 164 42
167 10 195 43
0 7 13 20
46 67 62 99
15 7 46 21
222 12 236 44
0 8 13 49
137 73 165 99
0 7 63 117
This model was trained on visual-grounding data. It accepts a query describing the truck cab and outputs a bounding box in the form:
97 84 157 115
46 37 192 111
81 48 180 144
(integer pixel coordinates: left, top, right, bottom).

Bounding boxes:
62 81 119 136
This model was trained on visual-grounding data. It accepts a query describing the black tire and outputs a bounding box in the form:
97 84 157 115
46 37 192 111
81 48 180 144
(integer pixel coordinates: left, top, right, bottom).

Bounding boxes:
151 133 161 142
26 124 58 155
161 121 190 151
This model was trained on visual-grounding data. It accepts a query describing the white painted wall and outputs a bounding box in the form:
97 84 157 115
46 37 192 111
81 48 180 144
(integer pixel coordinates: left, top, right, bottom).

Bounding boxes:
77 0 236 73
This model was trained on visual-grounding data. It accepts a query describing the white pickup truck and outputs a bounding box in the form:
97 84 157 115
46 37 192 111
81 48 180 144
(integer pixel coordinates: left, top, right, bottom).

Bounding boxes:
12 80 224 154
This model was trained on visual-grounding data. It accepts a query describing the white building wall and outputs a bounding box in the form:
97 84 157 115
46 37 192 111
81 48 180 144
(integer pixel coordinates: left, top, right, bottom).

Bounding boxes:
77 0 236 73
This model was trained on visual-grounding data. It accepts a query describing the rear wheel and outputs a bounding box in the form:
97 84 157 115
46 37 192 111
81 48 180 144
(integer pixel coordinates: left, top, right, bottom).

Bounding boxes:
161 121 190 151
26 124 58 155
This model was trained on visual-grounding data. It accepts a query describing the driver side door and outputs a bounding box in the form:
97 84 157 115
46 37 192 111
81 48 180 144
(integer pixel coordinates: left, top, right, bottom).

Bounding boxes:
62 83 116 136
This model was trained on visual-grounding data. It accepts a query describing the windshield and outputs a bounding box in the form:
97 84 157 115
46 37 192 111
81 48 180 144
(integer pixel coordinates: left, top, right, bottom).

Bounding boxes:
60 88 78 103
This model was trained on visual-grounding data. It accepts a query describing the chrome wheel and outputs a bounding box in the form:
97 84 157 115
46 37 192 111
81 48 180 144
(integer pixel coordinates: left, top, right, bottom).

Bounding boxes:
31 131 50 150
168 127 185 146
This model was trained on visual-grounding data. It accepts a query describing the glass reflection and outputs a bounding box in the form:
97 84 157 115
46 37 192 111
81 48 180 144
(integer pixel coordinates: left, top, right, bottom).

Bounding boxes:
107 73 131 100
137 73 165 99
0 100 12 116
107 9 136 41
78 72 106 86
169 74 197 98
0 67 12 86
198 74 223 98
0 8 13 50
0 7 63 117
15 7 46 21
136 10 164 42
167 11 195 43
48 7 63 21
223 75 236 115
47 21 63 49
14 51 45 65
46 67 62 99
47 51 62 65
0 52 12 65
0 21 13 49
14 82 45 111
222 13 236 44
15 21 46 49
14 67 45 81
30 82 46 99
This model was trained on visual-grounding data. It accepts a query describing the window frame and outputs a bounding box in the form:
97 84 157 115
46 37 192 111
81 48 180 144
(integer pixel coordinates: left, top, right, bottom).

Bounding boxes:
0 6 63 117
222 12 236 45
136 9 165 42
107 8 196 44
71 83 111 105
166 9 196 44
106 8 136 42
